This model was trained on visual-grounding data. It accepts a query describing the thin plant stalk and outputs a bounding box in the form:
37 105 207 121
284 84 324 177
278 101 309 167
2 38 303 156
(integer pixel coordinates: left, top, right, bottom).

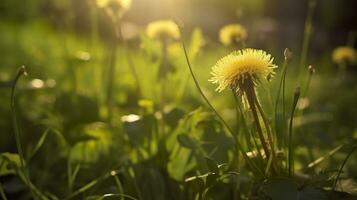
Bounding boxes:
299 0 316 76
64 169 125 200
89 0 103 103
245 83 270 159
106 40 118 125
179 27 263 177
10 67 29 190
113 175 125 200
333 145 357 190
254 94 274 154
11 66 45 199
233 91 265 165
0 181 7 200
288 87 300 176
159 41 168 137
282 68 287 143
231 90 242 199
303 66 315 98
307 144 344 169
298 67 315 162
274 58 288 149
255 96 278 173
117 24 142 97
67 162 80 193
231 91 249 147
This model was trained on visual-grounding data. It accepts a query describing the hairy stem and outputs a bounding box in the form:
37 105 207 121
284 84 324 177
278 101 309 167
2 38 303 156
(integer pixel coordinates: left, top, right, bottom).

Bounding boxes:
245 85 270 160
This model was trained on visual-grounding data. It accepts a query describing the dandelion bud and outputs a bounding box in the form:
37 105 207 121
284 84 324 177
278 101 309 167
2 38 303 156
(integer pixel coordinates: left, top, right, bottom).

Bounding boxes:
19 66 28 76
308 65 315 75
284 48 293 61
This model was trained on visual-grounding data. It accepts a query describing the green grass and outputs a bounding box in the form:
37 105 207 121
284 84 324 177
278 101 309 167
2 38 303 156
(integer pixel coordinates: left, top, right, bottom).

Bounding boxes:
0 1 357 199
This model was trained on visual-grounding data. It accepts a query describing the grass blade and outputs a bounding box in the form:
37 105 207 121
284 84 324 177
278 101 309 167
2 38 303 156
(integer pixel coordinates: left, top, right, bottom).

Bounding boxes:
288 87 300 176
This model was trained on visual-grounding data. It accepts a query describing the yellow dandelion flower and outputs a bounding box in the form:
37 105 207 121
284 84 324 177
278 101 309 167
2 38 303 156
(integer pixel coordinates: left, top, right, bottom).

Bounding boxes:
96 0 109 8
219 24 247 46
95 0 131 19
96 0 131 9
210 48 277 93
332 46 357 65
146 20 180 41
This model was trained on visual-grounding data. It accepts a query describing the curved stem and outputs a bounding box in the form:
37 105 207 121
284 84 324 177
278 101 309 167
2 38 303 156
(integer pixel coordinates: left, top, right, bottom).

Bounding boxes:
288 87 300 177
253 90 274 154
274 60 288 147
117 23 142 97
11 66 27 173
11 66 43 199
179 28 263 176
299 0 316 76
333 146 357 190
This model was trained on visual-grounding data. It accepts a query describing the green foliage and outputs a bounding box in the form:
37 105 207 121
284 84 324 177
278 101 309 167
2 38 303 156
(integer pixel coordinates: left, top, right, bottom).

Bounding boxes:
0 0 357 199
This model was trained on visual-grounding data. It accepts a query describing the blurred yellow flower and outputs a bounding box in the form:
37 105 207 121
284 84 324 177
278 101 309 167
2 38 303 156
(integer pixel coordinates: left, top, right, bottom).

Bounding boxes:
219 24 247 46
95 0 131 19
146 20 180 41
332 46 357 65
210 48 276 93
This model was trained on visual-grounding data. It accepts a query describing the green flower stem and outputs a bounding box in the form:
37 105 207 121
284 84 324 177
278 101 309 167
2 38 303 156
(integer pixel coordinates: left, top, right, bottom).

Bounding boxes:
106 19 121 125
232 90 265 167
274 58 288 149
11 66 27 176
179 28 263 177
245 84 270 160
288 87 300 177
231 91 249 145
299 0 316 76
254 94 279 174
106 41 117 125
333 145 357 190
0 181 7 200
11 66 44 199
159 41 168 137
253 90 274 155
113 175 125 200
117 23 142 97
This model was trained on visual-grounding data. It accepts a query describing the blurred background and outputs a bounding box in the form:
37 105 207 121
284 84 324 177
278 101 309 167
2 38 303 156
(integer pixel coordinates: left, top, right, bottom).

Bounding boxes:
1 0 357 199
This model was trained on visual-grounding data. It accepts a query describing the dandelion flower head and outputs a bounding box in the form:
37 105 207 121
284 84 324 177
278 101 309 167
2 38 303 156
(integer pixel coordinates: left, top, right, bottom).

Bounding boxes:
219 24 247 46
95 0 131 18
332 46 357 65
210 48 277 93
146 20 180 41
